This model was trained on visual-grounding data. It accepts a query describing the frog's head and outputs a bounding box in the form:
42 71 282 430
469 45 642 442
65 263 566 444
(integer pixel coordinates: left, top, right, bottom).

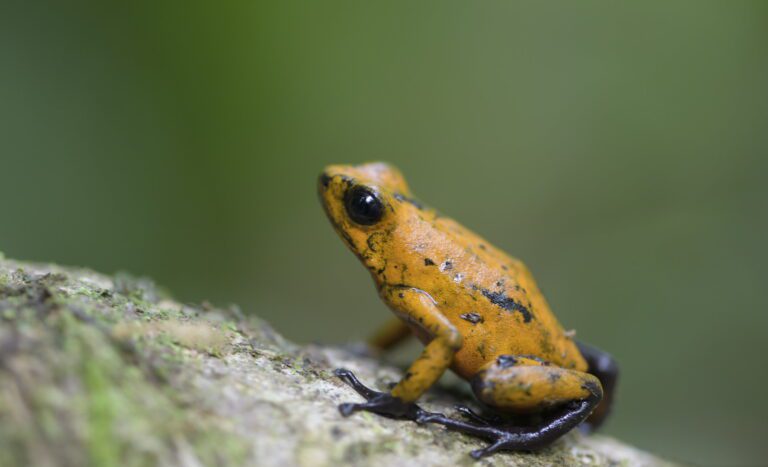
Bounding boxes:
318 162 414 270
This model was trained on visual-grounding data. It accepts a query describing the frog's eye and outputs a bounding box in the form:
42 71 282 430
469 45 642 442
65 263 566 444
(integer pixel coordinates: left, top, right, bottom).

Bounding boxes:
344 186 384 226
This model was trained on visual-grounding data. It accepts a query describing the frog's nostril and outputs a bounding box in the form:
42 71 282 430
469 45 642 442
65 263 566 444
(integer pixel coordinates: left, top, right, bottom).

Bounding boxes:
319 172 332 189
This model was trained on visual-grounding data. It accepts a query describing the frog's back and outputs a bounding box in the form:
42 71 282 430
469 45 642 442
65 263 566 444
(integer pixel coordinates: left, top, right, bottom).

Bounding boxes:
384 210 587 379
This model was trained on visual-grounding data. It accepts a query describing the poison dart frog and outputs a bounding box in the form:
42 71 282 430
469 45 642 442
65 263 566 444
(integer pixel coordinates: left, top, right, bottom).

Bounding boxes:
318 162 618 459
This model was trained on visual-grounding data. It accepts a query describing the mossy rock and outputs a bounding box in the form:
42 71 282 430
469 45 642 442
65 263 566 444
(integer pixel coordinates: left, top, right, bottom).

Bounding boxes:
0 256 672 466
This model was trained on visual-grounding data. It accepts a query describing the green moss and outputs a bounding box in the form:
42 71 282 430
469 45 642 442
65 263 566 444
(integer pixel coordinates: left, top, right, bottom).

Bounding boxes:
83 351 121 467
113 272 168 304
69 285 106 300
0 263 254 467
61 310 250 466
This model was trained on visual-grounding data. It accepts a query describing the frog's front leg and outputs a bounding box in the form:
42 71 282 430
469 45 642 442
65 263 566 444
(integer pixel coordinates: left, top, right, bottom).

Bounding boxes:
418 355 603 458
335 286 462 420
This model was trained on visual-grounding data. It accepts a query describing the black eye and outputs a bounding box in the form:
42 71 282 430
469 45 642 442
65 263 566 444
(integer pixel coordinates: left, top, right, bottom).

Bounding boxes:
344 186 384 225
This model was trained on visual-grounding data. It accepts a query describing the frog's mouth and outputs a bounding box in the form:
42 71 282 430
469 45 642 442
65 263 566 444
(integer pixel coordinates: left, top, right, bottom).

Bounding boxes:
325 211 358 254
317 172 358 252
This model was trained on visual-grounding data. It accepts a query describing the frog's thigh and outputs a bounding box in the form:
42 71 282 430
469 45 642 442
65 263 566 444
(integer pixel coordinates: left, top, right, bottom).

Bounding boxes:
471 356 603 412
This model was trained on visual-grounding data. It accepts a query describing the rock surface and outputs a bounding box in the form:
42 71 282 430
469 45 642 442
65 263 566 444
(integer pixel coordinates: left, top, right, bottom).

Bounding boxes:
0 255 672 466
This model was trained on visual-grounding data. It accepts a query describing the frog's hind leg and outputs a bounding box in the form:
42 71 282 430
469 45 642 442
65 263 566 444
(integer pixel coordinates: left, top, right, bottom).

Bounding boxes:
576 341 619 432
367 317 412 352
418 355 603 459
453 404 504 425
418 399 598 459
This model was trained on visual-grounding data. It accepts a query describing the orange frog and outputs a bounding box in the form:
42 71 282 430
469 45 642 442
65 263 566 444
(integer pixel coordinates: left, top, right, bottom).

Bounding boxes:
318 162 618 459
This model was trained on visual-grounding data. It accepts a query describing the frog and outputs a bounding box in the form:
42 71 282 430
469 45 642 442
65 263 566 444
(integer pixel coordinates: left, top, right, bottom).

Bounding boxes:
318 162 618 459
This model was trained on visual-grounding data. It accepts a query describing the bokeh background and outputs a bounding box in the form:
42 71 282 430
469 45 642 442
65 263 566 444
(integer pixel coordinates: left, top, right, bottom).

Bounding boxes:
2 2 767 465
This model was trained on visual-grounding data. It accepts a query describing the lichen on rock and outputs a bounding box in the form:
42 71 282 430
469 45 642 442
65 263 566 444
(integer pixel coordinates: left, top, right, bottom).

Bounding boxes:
0 257 673 466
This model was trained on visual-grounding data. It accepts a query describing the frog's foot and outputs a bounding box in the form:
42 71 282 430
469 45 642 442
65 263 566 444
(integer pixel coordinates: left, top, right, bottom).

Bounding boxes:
334 368 426 420
417 398 598 459
453 404 504 426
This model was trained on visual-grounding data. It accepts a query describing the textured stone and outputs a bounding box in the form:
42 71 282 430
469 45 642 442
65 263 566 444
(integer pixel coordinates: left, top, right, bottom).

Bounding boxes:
0 256 673 466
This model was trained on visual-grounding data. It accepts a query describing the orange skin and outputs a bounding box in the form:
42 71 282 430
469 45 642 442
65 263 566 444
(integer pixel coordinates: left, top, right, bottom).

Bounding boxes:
319 162 601 413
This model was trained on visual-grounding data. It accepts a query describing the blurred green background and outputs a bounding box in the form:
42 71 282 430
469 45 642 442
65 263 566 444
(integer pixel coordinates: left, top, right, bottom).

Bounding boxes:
2 1 767 465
